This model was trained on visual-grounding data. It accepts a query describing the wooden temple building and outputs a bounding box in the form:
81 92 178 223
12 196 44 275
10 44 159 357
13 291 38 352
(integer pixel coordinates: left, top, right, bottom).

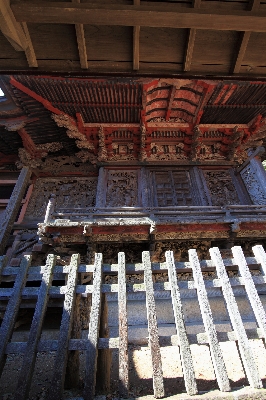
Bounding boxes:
1 0 266 398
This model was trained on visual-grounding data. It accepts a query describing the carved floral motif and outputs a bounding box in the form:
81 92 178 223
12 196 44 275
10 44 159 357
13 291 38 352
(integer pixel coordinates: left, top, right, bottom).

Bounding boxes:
149 142 187 160
241 164 266 205
151 240 211 262
204 170 240 206
106 170 138 207
25 177 97 218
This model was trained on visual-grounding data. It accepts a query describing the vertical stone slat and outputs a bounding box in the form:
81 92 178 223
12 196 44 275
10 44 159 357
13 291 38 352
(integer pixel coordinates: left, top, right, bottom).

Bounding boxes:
165 250 198 395
232 246 266 339
188 249 231 392
118 252 129 398
47 254 80 399
84 253 103 400
14 254 56 399
209 247 262 389
0 166 31 255
142 251 165 399
0 254 32 376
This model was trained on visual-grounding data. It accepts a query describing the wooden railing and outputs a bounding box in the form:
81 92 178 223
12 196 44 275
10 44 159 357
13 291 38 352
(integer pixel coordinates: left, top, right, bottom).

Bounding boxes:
0 245 266 398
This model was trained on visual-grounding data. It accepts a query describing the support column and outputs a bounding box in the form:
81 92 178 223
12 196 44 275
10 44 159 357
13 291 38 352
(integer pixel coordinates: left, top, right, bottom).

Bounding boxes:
0 167 31 255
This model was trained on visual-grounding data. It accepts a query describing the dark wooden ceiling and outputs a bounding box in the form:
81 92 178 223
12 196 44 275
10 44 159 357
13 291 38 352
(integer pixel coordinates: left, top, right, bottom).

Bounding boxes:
1 0 266 77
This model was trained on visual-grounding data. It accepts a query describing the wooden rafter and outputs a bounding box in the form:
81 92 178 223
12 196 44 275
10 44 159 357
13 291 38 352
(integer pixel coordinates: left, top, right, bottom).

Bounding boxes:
165 85 176 121
0 0 37 67
133 0 140 71
232 0 260 74
72 0 88 69
11 3 266 32
184 0 201 72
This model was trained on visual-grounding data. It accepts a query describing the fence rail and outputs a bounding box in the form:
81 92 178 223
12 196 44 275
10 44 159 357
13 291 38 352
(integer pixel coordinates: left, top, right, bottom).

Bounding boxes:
0 245 266 398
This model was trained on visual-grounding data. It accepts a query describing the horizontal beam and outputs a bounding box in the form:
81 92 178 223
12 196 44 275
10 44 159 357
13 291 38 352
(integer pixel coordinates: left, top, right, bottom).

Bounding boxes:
11 2 266 32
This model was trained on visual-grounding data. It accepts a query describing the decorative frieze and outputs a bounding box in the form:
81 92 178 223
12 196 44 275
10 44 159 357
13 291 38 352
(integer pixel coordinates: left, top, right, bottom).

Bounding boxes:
149 143 187 160
151 240 211 262
105 170 139 207
25 177 97 218
203 170 240 206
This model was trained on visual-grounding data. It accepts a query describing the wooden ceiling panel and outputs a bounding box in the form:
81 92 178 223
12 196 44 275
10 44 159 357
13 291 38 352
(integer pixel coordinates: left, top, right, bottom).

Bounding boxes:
84 26 132 62
140 27 186 63
27 24 79 61
242 32 266 68
191 30 239 73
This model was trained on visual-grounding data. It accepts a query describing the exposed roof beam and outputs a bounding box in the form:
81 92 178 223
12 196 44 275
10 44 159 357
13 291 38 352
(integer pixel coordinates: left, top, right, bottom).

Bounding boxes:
0 0 37 67
11 3 266 32
184 0 201 72
232 0 260 74
21 22 38 68
72 0 88 69
133 0 140 71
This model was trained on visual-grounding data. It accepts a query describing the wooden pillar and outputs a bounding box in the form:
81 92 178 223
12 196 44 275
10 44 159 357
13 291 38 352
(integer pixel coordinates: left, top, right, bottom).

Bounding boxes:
0 167 31 255
95 167 106 208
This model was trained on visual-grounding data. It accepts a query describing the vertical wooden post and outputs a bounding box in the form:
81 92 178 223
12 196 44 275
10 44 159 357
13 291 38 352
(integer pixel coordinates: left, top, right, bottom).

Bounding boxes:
84 253 103 400
14 254 56 400
96 293 112 394
44 193 56 223
0 255 32 377
0 166 31 255
118 252 129 397
47 254 80 399
142 251 165 399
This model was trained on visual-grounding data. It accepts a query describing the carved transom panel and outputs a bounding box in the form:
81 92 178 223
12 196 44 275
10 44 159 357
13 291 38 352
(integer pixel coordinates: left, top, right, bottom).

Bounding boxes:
204 170 240 206
105 170 139 207
241 164 266 205
25 177 97 218
153 170 192 207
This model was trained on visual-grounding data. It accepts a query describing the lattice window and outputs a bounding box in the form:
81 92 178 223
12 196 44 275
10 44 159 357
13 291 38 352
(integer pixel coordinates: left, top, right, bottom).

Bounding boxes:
153 170 192 206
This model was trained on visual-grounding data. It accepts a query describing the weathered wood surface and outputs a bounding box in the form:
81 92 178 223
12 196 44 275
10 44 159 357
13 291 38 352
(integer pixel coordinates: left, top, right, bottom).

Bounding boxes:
118 252 129 397
84 253 103 400
0 255 31 376
0 248 266 398
47 254 80 399
166 250 198 395
232 246 266 340
189 249 231 392
11 3 266 33
143 251 165 399
14 254 56 400
209 247 262 389
0 167 31 255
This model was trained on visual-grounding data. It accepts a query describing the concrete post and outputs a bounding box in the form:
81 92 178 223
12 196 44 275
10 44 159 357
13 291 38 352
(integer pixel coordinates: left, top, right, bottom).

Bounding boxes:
0 167 31 255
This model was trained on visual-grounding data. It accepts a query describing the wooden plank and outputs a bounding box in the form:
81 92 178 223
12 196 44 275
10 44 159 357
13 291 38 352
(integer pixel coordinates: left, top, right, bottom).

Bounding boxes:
232 246 266 339
72 0 88 69
83 253 103 400
142 251 165 399
0 0 28 51
209 247 262 389
47 254 80 399
11 3 266 33
165 250 198 396
21 22 38 67
133 0 140 70
184 0 200 72
0 255 31 376
118 252 129 397
14 254 55 400
232 0 259 73
0 167 31 255
188 249 231 392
